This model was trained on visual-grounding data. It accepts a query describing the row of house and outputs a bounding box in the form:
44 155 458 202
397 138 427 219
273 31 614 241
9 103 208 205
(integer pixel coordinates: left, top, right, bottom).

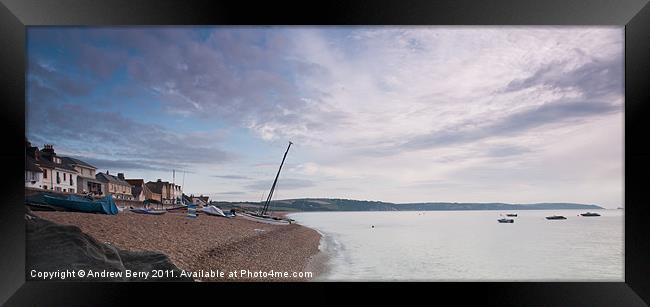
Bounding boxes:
25 140 183 204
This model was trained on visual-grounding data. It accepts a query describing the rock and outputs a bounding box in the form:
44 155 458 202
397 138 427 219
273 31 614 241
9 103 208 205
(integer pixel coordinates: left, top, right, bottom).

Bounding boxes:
26 213 192 281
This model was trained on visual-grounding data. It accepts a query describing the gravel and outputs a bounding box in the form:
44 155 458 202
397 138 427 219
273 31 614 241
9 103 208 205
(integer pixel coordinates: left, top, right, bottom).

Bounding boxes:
32 210 323 281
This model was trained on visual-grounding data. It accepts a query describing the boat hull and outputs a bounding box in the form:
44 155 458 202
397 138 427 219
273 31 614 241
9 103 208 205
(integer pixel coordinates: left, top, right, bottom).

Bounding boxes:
130 208 167 215
42 194 118 215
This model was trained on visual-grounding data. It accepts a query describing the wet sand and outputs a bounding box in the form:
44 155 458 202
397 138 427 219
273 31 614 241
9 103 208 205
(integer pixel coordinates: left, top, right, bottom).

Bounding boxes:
32 210 323 281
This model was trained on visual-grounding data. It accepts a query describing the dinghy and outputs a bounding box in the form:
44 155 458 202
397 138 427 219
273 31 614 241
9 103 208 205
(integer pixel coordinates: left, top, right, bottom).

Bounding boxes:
201 205 233 218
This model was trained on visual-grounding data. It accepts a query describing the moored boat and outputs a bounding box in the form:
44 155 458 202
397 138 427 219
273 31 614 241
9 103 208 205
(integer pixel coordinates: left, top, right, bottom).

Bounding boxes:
546 215 567 220
506 213 517 217
498 218 514 223
580 212 601 217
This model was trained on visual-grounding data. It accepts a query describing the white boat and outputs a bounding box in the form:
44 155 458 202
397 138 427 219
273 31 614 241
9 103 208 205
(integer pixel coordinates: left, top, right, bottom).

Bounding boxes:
239 211 292 225
201 205 234 218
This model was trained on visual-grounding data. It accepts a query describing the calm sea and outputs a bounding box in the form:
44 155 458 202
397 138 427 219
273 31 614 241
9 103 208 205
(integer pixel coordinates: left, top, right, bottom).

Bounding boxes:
288 210 623 281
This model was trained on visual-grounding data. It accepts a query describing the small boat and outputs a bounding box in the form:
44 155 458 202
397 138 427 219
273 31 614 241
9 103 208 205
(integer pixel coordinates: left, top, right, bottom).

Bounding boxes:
546 215 567 220
201 205 233 218
239 211 292 225
506 213 517 217
130 208 167 215
42 194 119 215
498 218 514 223
580 212 601 217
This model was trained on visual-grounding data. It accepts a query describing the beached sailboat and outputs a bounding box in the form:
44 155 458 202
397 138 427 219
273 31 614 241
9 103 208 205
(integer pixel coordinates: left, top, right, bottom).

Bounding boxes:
242 141 294 225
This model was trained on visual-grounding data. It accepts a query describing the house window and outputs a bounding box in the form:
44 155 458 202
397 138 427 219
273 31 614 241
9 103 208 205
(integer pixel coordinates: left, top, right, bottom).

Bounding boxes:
43 185 48 190
64 173 66 180
43 170 47 179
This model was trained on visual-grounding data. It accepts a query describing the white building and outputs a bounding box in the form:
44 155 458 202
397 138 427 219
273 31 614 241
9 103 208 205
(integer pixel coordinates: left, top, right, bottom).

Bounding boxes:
25 155 43 189
25 144 79 193
38 145 79 193
63 157 104 195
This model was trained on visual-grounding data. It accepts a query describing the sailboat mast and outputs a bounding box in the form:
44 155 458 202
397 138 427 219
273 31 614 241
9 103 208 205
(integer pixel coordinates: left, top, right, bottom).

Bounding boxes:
261 141 292 216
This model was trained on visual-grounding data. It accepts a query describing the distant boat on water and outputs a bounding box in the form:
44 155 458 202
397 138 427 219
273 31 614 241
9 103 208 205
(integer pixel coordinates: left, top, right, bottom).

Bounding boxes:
580 212 601 217
506 213 517 217
498 218 514 223
546 215 567 220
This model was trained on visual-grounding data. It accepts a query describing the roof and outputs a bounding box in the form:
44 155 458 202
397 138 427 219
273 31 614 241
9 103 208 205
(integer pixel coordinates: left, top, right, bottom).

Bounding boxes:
25 156 43 172
61 156 97 169
126 179 145 186
145 181 165 194
96 172 130 186
34 156 77 172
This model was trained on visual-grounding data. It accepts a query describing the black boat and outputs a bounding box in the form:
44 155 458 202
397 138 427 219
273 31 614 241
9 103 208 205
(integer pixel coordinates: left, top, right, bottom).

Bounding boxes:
498 218 514 223
580 212 601 217
546 215 567 220
506 213 517 217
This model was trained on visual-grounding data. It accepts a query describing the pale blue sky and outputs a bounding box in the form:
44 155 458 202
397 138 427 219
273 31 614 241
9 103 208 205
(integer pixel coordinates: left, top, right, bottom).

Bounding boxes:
26 27 624 207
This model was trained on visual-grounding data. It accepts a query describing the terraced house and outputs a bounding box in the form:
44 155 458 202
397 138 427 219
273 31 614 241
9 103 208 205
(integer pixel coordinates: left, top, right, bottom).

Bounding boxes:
96 171 133 200
62 157 104 196
26 144 78 193
127 178 161 203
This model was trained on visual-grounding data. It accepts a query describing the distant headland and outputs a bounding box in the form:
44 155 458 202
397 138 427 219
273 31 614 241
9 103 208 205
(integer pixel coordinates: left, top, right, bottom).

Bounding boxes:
213 198 605 212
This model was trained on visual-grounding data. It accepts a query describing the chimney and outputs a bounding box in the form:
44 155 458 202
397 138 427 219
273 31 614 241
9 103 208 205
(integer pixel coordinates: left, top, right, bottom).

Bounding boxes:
117 173 125 180
41 144 55 160
157 179 162 182
42 144 54 153
106 170 109 175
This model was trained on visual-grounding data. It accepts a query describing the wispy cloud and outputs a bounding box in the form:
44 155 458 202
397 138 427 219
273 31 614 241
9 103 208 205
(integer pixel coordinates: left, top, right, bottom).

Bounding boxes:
211 175 253 180
244 178 316 191
26 27 623 207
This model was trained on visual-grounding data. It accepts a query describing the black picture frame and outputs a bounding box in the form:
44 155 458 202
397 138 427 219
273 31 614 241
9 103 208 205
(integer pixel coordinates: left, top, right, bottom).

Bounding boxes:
1 0 648 305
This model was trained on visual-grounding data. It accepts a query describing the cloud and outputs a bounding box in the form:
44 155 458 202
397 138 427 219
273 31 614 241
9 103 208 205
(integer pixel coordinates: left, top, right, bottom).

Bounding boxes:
213 191 247 195
69 156 179 173
211 175 252 180
401 99 620 151
504 55 623 99
26 104 233 172
244 178 316 191
26 27 624 207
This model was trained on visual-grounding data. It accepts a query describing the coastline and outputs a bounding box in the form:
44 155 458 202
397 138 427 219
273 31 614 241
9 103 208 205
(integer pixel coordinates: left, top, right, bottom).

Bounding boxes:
284 212 331 281
30 210 322 281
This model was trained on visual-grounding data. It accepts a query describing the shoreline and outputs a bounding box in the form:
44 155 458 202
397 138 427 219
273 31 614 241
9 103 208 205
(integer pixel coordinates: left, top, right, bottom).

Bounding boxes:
30 209 322 281
284 212 332 281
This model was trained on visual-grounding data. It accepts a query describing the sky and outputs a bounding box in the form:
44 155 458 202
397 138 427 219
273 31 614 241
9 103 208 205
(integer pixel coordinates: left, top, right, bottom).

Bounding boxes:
26 27 624 208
